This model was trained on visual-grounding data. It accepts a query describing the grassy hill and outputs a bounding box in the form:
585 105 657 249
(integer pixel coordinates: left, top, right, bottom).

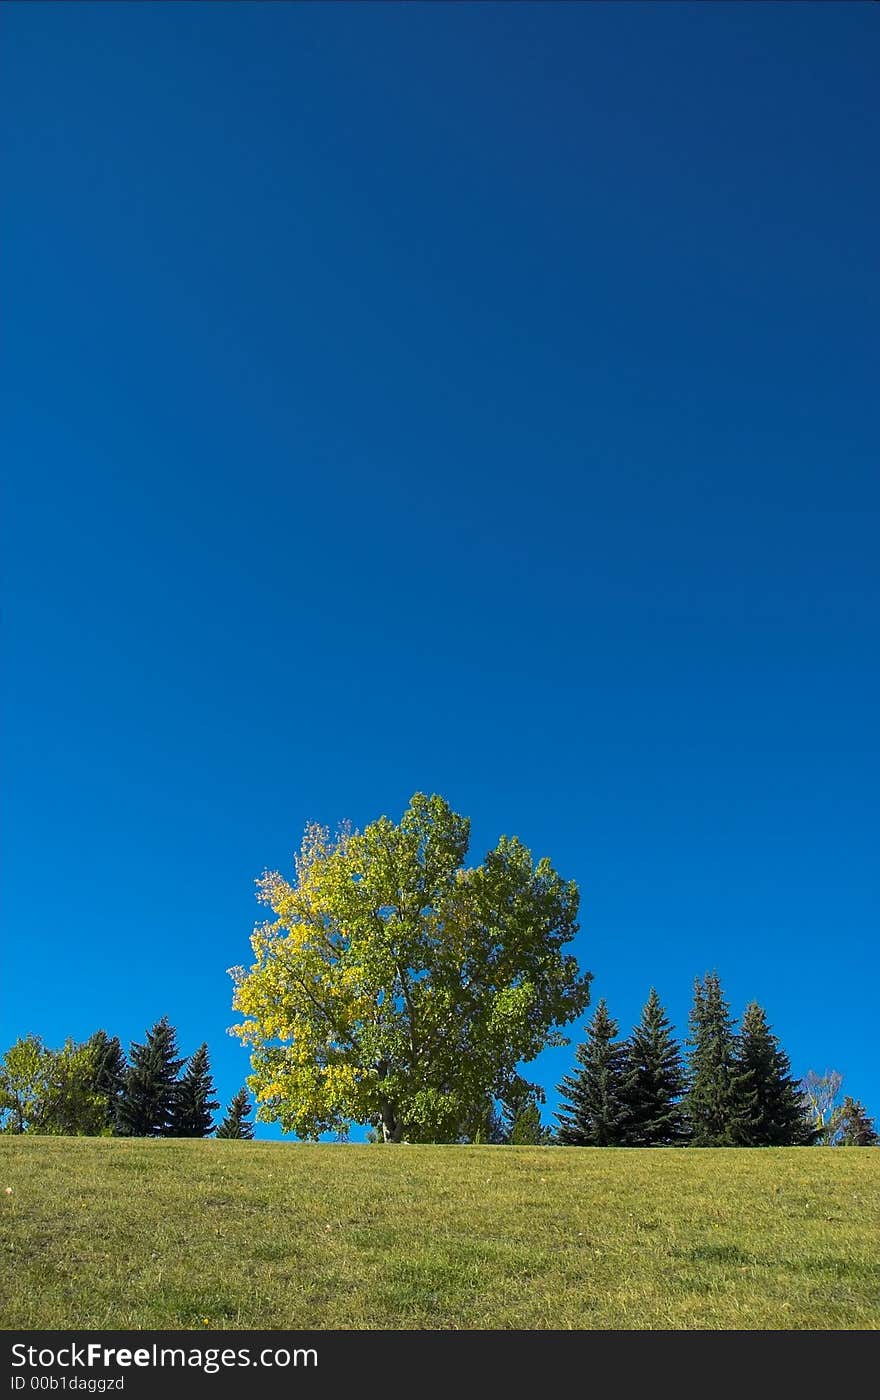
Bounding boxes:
1 1137 878 1329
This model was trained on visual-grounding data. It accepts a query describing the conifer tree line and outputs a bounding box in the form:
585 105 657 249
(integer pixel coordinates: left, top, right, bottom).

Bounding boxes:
0 1018 253 1140
555 974 878 1148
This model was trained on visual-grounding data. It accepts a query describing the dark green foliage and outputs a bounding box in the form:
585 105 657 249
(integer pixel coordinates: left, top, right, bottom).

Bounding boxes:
620 988 687 1145
834 1097 878 1147
737 1003 814 1146
507 1099 549 1145
468 1097 505 1144
169 1044 219 1138
685 973 750 1146
480 1103 507 1145
555 1000 627 1145
88 1031 127 1131
216 1087 254 1139
499 1079 551 1145
117 1017 184 1138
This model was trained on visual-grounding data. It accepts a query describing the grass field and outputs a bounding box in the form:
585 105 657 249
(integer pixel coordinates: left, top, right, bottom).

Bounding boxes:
1 1137 878 1329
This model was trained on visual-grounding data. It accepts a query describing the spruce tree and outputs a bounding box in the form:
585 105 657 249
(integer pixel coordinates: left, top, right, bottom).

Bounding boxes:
621 988 687 1145
736 1002 813 1146
834 1097 879 1147
216 1087 254 1139
169 1043 219 1137
685 973 749 1146
500 1080 550 1145
508 1100 548 1145
555 1000 627 1145
117 1017 183 1137
88 1030 127 1132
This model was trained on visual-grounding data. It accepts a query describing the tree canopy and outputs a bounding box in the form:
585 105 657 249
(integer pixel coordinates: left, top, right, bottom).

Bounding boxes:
230 792 591 1142
0 1035 50 1134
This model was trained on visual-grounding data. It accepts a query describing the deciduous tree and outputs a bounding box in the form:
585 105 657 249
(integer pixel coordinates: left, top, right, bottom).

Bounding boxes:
0 1035 50 1134
799 1069 845 1145
230 793 590 1142
39 1038 110 1136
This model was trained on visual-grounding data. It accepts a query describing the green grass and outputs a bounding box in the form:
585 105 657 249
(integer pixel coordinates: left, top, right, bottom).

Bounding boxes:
1 1138 878 1329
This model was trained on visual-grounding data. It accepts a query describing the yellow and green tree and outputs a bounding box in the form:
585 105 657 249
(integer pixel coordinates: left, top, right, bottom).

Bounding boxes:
231 793 590 1142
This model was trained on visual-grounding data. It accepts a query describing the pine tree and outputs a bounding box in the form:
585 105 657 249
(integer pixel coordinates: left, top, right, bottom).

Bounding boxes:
499 1080 550 1145
736 1002 813 1146
555 1000 627 1146
509 1101 545 1144
216 1087 254 1139
117 1017 183 1137
620 988 687 1145
169 1043 219 1137
88 1031 127 1132
470 1097 505 1144
834 1097 879 1147
685 973 749 1146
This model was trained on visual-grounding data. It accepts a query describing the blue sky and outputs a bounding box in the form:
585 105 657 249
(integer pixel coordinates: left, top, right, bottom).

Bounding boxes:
2 2 877 1137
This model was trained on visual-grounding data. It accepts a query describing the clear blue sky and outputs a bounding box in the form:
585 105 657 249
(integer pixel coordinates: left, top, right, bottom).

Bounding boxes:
2 3 877 1137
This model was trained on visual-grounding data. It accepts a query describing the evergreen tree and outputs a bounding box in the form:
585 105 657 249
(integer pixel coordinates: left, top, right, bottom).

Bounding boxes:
685 973 749 1146
88 1030 127 1131
499 1080 551 1145
117 1017 183 1137
507 1098 550 1145
834 1097 879 1147
620 988 687 1145
470 1097 506 1144
169 1044 219 1137
216 1087 254 1139
736 1002 813 1146
555 1000 627 1145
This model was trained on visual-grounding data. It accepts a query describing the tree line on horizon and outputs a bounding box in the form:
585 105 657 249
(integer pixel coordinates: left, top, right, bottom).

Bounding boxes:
231 793 877 1147
549 974 877 1149
1 985 873 1148
3 796 876 1149
0 997 875 1148
0 1019 253 1140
